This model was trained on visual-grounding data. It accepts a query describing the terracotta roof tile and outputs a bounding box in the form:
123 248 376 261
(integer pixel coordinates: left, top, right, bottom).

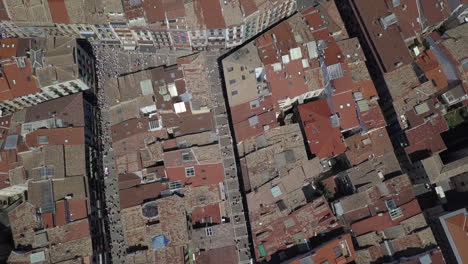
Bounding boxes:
195 246 237 264
119 182 167 209
265 59 308 106
25 127 85 148
68 199 88 221
191 203 222 225
251 196 340 260
345 127 393 166
332 91 360 131
233 110 278 143
351 199 422 236
420 0 451 26
350 0 413 72
55 200 67 227
287 233 356 264
441 209 468 263
165 163 224 187
198 0 226 29
416 50 449 91
298 99 346 158
48 0 71 24
0 60 40 101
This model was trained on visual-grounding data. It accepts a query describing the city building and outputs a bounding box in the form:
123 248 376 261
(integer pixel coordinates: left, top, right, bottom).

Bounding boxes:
0 93 103 263
0 37 96 114
0 0 297 51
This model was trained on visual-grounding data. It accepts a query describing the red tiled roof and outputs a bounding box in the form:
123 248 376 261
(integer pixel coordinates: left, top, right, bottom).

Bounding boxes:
256 22 298 65
0 38 19 59
118 172 142 190
298 99 346 159
351 199 422 236
392 0 422 40
191 203 222 225
416 50 449 91
119 182 167 209
230 96 275 124
361 101 387 131
265 59 308 105
68 199 88 221
0 0 8 20
332 91 360 131
404 111 449 160
350 0 413 72
420 0 451 26
303 7 325 31
332 71 354 94
345 127 393 166
196 246 238 264
55 200 67 227
60 219 90 243
197 0 226 29
233 109 278 143
443 210 468 263
252 197 340 260
341 175 415 224
324 42 345 66
353 79 378 100
25 127 85 148
287 233 356 264
111 117 149 142
48 0 71 24
239 0 257 17
42 212 54 228
142 0 185 23
165 163 224 187
0 60 40 101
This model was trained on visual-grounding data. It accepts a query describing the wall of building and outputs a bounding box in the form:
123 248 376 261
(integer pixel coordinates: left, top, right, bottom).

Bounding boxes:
0 0 296 51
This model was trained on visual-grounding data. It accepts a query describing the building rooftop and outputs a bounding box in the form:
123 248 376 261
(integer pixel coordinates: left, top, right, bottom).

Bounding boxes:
241 124 307 189
345 151 402 191
119 181 167 209
344 127 394 166
195 246 238 264
439 208 468 264
336 174 415 224
415 50 449 91
350 0 414 72
286 233 356 264
251 196 340 261
0 59 40 102
351 199 422 236
298 99 346 159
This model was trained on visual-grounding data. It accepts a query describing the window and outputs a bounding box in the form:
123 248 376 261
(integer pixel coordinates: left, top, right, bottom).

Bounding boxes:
169 181 182 190
205 227 213 236
38 136 49 145
149 119 160 130
229 79 236 85
40 166 54 179
231 90 238 96
185 167 195 177
182 152 190 161
333 247 343 257
227 67 234 72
